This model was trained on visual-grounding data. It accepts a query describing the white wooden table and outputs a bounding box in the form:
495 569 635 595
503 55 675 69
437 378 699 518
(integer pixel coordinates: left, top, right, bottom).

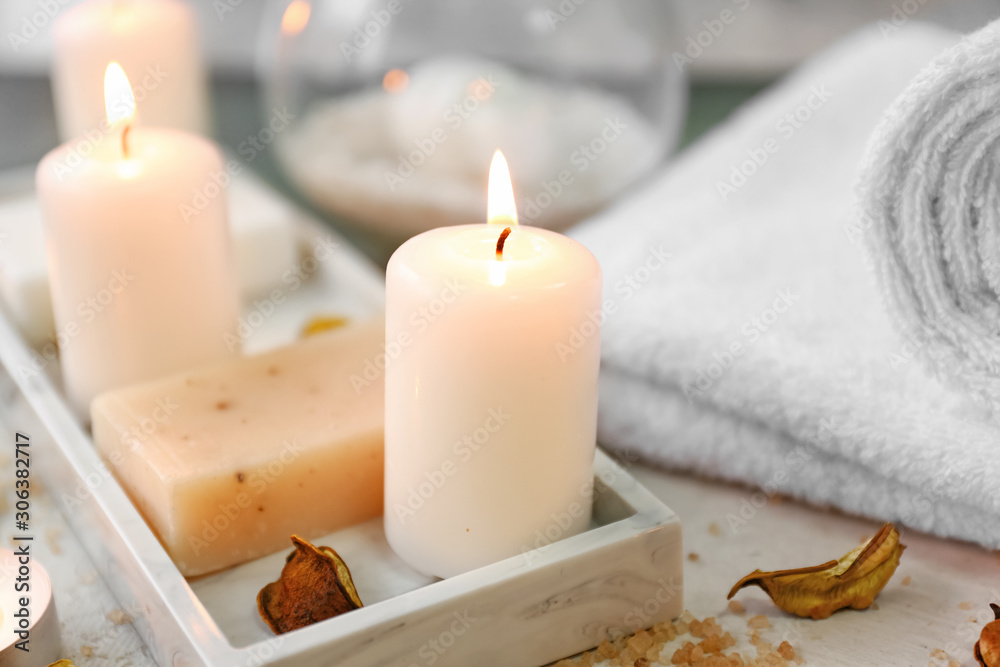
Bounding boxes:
13 449 992 667
629 466 992 667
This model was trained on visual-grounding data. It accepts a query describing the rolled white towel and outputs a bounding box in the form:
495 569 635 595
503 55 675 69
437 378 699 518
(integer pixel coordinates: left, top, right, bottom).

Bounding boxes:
567 22 1000 549
859 19 1000 412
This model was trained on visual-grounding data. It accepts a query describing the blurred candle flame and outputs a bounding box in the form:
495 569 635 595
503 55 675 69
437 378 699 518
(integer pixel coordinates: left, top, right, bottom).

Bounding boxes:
487 151 518 227
104 62 135 126
281 0 311 36
383 69 409 94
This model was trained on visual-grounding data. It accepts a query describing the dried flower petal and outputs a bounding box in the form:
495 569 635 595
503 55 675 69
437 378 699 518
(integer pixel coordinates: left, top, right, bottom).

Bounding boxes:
976 603 1000 666
258 535 363 634
301 315 349 338
46 662 75 667
727 523 905 619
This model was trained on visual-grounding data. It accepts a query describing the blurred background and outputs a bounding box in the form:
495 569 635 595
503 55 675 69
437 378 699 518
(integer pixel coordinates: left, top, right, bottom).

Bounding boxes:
2 0 999 258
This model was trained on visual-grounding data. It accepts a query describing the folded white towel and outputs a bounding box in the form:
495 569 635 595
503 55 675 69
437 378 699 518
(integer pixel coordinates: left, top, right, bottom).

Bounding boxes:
571 23 1000 546
859 20 1000 414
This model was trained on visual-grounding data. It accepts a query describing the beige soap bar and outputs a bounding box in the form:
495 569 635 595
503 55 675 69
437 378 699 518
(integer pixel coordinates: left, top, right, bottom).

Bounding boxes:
92 319 384 576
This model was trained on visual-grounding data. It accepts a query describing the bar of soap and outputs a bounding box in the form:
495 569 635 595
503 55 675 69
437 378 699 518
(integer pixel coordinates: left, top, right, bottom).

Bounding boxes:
0 171 297 345
91 319 384 576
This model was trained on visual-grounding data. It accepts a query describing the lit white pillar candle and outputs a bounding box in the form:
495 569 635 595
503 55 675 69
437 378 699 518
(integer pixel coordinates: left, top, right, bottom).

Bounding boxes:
52 0 209 141
384 152 602 578
36 63 238 415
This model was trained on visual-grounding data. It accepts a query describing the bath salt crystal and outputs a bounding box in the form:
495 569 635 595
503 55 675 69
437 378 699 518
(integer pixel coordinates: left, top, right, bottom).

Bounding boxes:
279 56 666 239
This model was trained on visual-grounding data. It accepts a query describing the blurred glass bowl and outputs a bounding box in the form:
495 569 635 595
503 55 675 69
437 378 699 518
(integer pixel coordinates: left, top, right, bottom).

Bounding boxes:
257 0 686 241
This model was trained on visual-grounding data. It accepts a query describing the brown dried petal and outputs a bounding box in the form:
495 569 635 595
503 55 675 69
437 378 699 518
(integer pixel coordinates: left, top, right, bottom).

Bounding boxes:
257 535 363 634
727 523 905 620
975 603 1000 666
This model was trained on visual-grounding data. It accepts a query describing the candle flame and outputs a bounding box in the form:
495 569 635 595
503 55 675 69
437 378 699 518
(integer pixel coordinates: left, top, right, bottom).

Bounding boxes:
489 261 506 286
281 0 311 36
487 150 518 227
104 62 135 126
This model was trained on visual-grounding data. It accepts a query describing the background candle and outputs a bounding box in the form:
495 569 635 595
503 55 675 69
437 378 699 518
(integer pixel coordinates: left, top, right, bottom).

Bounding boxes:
384 154 602 578
36 66 238 415
0 550 60 664
52 0 209 140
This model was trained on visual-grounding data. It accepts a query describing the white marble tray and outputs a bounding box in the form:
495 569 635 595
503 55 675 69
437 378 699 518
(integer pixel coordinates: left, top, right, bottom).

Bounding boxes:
0 167 683 667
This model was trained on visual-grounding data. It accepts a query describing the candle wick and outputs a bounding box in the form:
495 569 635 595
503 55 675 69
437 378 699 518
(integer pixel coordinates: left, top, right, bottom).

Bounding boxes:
121 124 131 158
495 227 511 260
